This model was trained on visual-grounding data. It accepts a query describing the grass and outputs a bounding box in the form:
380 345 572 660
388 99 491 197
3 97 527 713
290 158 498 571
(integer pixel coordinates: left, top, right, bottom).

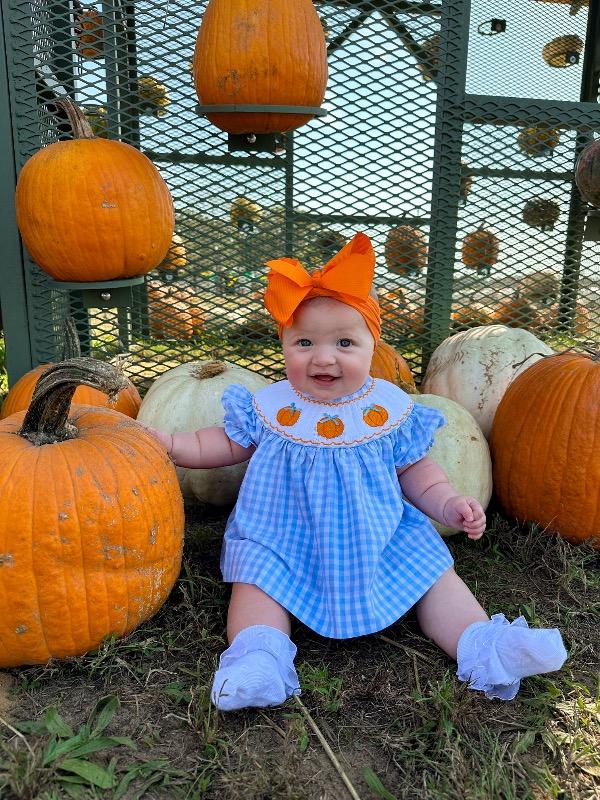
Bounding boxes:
0 506 598 799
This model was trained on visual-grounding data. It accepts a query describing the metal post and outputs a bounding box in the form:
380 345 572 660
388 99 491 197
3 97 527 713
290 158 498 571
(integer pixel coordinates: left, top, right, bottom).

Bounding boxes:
284 132 295 257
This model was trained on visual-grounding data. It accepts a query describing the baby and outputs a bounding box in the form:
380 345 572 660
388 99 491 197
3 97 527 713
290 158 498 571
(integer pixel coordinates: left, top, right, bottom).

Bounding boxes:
147 232 567 711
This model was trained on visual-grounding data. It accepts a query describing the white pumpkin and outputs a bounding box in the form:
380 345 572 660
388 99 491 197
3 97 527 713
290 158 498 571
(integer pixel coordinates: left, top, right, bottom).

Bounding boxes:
421 325 553 438
414 394 493 536
137 360 270 506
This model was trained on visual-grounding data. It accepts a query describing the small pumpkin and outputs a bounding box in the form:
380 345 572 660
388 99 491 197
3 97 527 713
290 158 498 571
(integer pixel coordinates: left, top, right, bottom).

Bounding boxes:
421 324 554 439
369 340 416 392
461 228 499 273
230 196 262 231
157 233 187 274
385 225 428 275
75 6 103 59
490 351 600 545
575 139 600 207
193 0 328 134
137 360 270 506
0 319 141 420
542 34 583 68
15 99 174 282
517 126 560 157
378 289 406 325
491 294 540 329
414 394 492 536
138 75 170 118
522 198 560 231
451 302 495 331
0 358 184 666
146 281 195 340
316 414 344 439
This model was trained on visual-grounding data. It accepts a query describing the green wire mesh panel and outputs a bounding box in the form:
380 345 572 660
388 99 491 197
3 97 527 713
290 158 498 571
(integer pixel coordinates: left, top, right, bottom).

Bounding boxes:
4 0 599 390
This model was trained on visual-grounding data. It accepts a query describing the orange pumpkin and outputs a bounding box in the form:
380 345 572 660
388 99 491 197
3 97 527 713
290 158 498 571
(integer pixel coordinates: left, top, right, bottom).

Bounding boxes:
15 99 174 282
157 234 187 274
193 0 328 135
490 352 600 545
451 303 494 331
379 289 406 325
0 320 141 420
461 228 499 272
369 340 415 391
75 6 103 59
277 403 301 426
0 358 184 666
363 404 389 427
146 281 195 340
316 414 344 439
385 225 428 275
491 296 540 329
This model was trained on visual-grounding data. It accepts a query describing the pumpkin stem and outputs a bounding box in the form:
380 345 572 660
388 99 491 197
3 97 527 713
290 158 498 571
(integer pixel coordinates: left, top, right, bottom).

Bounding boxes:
192 361 226 380
19 357 128 445
55 97 95 140
60 317 83 360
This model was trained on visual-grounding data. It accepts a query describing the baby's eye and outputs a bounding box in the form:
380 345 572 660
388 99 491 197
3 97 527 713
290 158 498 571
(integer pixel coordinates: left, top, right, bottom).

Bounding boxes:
298 338 312 347
338 338 352 348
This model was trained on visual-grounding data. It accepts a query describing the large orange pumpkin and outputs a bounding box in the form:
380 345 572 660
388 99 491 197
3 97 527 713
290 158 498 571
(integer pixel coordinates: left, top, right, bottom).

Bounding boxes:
369 340 416 392
490 352 600 545
15 99 174 282
0 320 141 420
193 0 328 134
0 358 184 666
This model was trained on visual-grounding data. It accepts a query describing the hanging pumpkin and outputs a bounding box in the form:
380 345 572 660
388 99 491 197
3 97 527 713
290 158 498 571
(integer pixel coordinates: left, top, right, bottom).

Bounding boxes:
138 76 170 118
137 360 270 506
157 233 187 275
75 6 103 60
414 395 492 536
490 351 600 545
0 358 184 666
542 34 583 68
385 225 428 275
417 32 440 82
0 319 141 420
369 340 416 392
421 324 554 439
575 139 600 207
517 126 560 157
461 228 499 273
522 198 560 231
193 0 328 135
230 196 262 231
15 99 174 283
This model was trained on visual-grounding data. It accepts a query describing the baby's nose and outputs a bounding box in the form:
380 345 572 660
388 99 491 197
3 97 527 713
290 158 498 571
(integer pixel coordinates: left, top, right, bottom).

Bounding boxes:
312 346 336 365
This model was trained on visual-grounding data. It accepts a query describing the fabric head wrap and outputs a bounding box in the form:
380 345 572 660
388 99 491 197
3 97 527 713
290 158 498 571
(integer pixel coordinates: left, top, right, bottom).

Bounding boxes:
264 232 381 344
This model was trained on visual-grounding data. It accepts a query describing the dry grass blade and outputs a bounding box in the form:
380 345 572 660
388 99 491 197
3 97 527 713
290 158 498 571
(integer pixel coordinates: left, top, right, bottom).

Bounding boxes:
293 695 362 800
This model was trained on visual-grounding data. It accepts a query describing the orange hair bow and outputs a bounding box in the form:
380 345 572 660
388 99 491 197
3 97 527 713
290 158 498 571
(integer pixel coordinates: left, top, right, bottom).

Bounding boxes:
264 232 381 343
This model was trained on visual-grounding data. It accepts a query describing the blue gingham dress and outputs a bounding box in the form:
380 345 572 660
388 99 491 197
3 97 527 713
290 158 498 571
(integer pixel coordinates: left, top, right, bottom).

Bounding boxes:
220 377 454 639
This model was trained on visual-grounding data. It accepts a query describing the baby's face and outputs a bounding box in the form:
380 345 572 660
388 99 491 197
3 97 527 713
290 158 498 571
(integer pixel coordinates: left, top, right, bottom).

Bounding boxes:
281 297 375 401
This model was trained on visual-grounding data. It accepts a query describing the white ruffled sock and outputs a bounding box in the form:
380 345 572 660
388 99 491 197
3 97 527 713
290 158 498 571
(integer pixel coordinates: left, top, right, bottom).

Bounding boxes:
211 625 301 712
456 614 568 700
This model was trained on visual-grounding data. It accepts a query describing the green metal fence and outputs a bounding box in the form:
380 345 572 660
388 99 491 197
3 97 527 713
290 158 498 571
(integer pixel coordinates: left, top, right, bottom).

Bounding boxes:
0 0 599 391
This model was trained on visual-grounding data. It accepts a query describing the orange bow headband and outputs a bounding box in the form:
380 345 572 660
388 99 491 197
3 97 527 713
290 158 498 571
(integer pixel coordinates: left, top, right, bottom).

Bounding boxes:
264 232 381 343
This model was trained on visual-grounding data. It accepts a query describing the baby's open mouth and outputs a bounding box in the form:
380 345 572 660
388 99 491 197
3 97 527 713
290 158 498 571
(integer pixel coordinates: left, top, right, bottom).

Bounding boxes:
311 375 338 383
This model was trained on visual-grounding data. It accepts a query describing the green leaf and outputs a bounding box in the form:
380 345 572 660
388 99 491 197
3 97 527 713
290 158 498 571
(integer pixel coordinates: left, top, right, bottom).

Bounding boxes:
58 758 115 789
44 708 74 739
514 730 536 754
67 736 135 759
44 732 88 764
89 696 120 736
363 767 399 800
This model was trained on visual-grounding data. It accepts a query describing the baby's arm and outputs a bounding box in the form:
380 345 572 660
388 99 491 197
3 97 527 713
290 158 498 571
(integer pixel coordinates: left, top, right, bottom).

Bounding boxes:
145 425 255 468
397 456 486 539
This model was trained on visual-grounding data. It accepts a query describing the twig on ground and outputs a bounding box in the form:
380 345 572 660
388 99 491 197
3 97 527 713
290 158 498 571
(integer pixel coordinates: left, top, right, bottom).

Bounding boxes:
375 634 430 661
293 696 362 800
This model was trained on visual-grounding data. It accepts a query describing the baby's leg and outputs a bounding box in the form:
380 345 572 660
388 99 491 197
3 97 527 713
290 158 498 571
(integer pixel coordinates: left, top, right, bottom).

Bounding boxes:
415 567 567 700
212 583 300 711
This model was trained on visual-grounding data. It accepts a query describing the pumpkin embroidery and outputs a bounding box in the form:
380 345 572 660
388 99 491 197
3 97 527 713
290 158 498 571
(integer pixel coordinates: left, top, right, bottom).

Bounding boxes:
316 414 344 439
362 404 389 427
276 403 301 426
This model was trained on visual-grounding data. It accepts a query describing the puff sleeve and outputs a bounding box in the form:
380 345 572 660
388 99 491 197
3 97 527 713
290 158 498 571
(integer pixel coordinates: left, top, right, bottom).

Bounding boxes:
221 385 260 448
391 404 446 469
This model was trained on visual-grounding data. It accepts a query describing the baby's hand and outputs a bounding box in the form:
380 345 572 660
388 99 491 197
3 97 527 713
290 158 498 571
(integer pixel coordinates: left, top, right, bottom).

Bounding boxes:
141 424 173 454
442 496 486 539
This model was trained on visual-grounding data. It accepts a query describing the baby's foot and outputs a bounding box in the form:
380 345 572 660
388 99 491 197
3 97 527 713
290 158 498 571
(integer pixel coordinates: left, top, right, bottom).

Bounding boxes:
457 614 567 700
211 624 300 712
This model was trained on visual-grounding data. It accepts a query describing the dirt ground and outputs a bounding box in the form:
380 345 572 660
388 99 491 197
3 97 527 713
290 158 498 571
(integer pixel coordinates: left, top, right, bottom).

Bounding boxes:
0 503 599 800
